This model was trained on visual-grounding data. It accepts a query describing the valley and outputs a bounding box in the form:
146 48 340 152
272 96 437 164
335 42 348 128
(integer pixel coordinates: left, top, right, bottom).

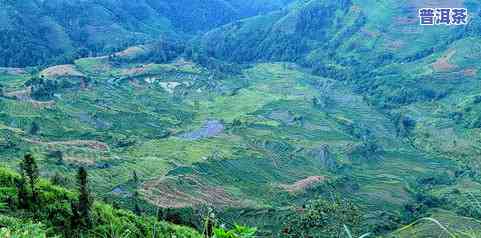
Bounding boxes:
1 0 481 237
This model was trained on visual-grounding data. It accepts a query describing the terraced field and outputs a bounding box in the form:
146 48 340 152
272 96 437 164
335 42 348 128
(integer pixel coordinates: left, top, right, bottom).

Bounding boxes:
1 54 474 235
2 0 481 236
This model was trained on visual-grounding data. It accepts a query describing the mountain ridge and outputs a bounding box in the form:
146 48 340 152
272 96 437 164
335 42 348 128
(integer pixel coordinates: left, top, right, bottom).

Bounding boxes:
0 0 293 67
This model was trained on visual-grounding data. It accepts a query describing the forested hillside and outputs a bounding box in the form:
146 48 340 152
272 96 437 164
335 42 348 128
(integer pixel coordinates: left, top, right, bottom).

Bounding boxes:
0 155 203 237
0 0 292 67
199 0 480 63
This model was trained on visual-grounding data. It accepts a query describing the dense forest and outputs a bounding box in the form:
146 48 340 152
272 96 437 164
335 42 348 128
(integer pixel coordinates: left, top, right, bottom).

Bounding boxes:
0 0 293 67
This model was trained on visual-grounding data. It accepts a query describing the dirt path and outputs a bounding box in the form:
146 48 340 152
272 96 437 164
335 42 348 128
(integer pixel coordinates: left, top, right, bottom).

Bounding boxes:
432 50 457 72
4 87 56 108
40 64 85 78
24 138 109 151
279 176 326 193
0 67 27 75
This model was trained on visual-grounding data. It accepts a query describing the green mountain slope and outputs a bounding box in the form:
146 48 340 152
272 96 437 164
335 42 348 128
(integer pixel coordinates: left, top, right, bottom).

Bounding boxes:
0 54 471 236
0 0 293 68
199 0 480 63
196 0 481 167
193 0 481 235
199 0 355 62
0 166 202 237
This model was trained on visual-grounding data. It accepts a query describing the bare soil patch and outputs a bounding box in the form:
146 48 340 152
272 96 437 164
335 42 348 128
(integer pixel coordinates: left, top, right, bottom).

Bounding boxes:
279 176 326 193
120 64 152 76
115 46 147 58
432 50 457 72
0 67 27 75
29 100 56 109
142 175 241 208
4 87 31 100
40 64 85 78
4 87 55 108
63 156 96 166
25 138 109 151
463 68 478 77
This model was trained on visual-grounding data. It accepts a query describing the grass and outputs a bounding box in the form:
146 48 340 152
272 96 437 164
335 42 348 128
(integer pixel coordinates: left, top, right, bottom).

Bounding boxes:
344 224 372 238
0 166 203 238
0 74 31 91
390 209 481 237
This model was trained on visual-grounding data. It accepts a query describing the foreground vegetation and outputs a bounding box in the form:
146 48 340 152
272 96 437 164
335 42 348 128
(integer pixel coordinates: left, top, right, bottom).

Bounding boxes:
0 154 203 237
1 153 478 238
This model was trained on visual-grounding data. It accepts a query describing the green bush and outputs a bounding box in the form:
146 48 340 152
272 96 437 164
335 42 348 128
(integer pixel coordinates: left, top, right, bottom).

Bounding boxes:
213 225 257 238
0 166 202 238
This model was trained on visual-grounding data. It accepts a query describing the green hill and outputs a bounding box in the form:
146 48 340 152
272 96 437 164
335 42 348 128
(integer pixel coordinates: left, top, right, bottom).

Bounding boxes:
0 165 201 237
198 0 480 63
0 0 293 68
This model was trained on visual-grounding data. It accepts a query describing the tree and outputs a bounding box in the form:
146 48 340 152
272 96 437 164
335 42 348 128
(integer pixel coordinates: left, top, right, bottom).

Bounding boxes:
132 170 139 184
29 121 40 136
283 196 363 238
75 167 92 229
15 178 29 209
20 154 39 205
393 113 416 137
29 78 58 101
203 207 216 238
213 225 257 238
134 203 142 216
133 190 142 216
70 200 82 230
